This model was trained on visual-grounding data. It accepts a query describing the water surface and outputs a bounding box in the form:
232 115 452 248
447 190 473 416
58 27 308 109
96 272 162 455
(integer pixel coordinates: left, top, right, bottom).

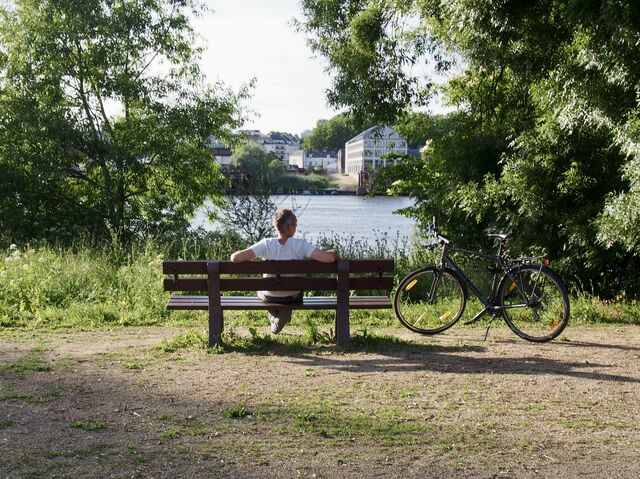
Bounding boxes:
193 195 417 244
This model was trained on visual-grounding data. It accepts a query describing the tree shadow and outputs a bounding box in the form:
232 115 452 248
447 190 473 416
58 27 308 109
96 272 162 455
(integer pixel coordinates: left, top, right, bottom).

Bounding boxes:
219 329 486 357
218 331 639 384
286 348 638 384
555 339 640 353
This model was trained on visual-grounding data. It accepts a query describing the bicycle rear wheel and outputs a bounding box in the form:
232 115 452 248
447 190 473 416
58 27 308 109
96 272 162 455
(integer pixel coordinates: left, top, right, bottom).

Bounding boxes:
394 267 466 335
498 264 570 342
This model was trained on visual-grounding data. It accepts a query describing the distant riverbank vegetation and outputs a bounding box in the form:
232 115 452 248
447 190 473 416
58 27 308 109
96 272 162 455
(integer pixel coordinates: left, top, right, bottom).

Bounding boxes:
227 143 330 194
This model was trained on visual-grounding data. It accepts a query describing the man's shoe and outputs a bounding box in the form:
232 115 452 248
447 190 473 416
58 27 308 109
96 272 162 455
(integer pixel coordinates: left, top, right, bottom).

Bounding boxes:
269 312 290 334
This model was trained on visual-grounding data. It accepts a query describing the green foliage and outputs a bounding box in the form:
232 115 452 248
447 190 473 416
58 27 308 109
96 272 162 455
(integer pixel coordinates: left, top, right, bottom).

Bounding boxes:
229 142 331 194
0 233 247 328
394 112 454 149
274 172 330 192
300 0 640 297
69 421 107 432
231 143 276 191
0 243 165 328
302 112 367 150
297 1 433 126
155 330 208 353
215 194 278 243
1 236 639 332
0 0 247 244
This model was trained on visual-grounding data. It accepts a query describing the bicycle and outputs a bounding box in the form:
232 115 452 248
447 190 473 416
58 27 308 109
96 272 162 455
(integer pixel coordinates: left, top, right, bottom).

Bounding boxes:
394 220 570 342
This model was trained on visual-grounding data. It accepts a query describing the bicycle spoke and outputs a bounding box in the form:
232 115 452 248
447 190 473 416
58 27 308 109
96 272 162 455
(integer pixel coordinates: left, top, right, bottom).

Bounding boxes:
394 268 466 335
499 265 569 342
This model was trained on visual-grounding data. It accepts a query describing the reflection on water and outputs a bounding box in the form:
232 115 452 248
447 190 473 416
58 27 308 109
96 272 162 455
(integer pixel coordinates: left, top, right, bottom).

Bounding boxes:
192 195 417 244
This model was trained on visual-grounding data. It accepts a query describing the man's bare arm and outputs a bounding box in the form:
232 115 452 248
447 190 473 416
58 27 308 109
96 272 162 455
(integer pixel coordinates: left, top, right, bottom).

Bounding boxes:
310 249 340 263
230 248 256 263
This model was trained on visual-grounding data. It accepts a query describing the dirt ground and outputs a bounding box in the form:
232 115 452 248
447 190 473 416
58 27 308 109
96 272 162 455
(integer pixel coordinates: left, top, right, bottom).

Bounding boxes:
1 324 639 478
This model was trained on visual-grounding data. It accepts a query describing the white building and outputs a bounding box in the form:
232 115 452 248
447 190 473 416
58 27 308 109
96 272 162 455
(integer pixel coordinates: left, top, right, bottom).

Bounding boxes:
344 125 408 175
289 150 338 173
263 132 300 164
242 130 300 164
209 137 233 169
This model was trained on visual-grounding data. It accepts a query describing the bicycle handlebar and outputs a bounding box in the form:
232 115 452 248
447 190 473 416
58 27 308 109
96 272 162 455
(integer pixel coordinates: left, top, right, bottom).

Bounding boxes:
426 218 450 246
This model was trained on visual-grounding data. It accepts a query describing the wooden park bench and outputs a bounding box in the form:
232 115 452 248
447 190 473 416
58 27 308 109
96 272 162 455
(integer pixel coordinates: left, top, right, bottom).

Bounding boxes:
163 259 394 347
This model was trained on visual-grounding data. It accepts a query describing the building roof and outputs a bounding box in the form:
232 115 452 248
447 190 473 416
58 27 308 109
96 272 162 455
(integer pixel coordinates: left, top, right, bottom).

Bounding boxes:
266 132 299 145
306 150 338 158
346 125 402 144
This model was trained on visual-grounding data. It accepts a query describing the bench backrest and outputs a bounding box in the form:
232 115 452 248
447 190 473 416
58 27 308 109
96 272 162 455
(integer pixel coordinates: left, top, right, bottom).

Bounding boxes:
163 259 394 293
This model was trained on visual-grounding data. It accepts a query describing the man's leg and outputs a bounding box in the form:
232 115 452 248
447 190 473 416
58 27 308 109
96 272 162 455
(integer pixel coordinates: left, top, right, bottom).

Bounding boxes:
268 309 292 334
258 292 298 334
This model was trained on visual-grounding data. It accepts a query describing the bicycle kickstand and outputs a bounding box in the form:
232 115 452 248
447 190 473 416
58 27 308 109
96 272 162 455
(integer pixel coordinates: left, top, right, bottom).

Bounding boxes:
483 314 497 341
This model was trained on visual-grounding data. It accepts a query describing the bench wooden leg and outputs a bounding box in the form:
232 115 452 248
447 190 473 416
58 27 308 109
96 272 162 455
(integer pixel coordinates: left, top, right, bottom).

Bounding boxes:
207 261 223 348
336 260 351 346
335 308 350 346
208 308 223 348
336 260 350 346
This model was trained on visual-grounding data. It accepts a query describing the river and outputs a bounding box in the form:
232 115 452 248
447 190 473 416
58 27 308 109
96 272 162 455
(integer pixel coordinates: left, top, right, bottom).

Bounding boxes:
192 195 417 244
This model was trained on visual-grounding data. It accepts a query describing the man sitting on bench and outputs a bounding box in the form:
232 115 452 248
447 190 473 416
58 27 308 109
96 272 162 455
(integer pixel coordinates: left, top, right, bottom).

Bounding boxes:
230 209 339 334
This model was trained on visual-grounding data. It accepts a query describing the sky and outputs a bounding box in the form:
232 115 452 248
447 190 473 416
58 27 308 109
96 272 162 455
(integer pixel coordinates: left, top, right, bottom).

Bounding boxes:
192 0 338 135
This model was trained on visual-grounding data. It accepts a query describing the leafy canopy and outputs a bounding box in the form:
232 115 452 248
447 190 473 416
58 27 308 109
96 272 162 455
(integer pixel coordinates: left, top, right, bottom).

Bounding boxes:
302 113 369 151
0 0 249 243
300 0 640 295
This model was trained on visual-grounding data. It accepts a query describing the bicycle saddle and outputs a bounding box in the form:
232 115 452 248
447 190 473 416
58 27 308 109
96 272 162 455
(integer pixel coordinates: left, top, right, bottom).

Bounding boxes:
488 232 514 241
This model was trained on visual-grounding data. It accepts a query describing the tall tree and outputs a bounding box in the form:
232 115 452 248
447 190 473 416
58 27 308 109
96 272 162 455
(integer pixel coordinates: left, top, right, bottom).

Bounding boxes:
300 0 640 295
302 113 366 151
0 0 248 243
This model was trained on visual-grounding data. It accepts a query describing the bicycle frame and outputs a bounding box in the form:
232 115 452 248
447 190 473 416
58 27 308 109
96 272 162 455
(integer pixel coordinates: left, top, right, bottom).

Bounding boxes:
435 241 527 325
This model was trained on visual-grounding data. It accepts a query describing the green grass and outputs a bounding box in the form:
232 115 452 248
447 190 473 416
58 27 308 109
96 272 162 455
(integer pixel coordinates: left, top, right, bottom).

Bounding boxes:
149 327 412 357
0 419 14 428
162 427 182 440
0 242 638 333
3 349 51 373
69 421 107 431
222 406 254 419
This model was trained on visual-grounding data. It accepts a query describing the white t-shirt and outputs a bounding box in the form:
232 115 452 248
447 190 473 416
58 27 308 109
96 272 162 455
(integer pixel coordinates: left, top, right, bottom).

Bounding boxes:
250 237 317 297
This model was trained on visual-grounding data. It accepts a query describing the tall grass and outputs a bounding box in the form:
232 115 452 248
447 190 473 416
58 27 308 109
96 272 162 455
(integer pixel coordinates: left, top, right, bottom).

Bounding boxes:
0 234 638 330
0 242 166 328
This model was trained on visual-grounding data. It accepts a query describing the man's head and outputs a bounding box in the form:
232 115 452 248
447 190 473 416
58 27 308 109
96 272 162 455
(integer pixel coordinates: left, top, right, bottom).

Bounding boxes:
274 209 297 237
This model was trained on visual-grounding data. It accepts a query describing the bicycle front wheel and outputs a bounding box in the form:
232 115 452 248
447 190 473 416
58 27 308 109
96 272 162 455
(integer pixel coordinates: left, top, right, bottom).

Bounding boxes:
498 264 570 342
394 267 466 335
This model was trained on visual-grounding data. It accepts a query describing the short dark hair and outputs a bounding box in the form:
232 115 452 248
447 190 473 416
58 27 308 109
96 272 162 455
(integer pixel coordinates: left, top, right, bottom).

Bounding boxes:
273 209 296 233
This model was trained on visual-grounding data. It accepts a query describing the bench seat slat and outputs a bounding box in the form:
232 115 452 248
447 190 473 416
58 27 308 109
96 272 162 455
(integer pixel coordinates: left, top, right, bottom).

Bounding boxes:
167 295 392 311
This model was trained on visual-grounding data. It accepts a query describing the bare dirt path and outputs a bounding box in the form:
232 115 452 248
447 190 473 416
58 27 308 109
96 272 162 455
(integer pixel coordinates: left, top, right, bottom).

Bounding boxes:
1 325 639 478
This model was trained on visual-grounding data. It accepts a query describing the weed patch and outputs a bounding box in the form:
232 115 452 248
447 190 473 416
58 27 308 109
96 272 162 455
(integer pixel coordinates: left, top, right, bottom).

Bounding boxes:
154 330 208 353
69 421 107 431
3 349 51 374
162 427 182 440
1 393 44 404
222 406 254 419
0 419 14 429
